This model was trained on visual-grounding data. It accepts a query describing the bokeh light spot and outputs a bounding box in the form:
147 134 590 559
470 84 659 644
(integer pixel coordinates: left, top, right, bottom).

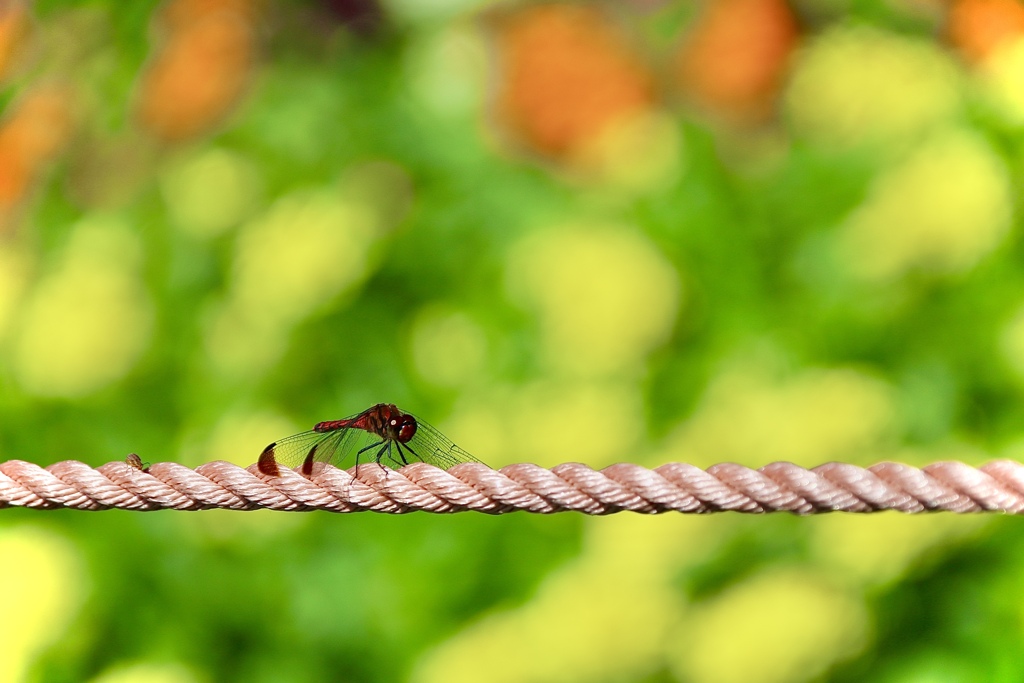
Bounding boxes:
409 306 488 388
586 514 729 583
203 300 287 379
413 561 681 683
0 84 75 215
838 128 1011 281
670 570 867 683
505 380 644 467
786 26 961 149
0 527 84 683
87 662 202 683
444 379 645 467
161 147 260 238
0 1 32 84
194 409 296 468
810 509 985 587
136 0 257 142
569 109 683 193
506 224 680 376
980 37 1024 125
0 240 31 341
675 0 799 123
669 362 896 467
232 191 377 323
488 4 655 159
440 402 507 465
385 0 490 23
12 216 153 396
406 24 487 118
207 189 380 376
947 0 1024 63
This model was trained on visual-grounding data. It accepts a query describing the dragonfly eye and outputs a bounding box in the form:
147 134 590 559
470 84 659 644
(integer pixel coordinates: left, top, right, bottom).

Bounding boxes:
397 416 417 443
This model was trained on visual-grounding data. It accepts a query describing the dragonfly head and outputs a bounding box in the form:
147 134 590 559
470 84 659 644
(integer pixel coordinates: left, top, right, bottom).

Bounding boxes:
389 413 418 443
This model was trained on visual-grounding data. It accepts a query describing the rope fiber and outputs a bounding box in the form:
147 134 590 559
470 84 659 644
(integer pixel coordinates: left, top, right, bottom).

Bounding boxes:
3 459 1024 514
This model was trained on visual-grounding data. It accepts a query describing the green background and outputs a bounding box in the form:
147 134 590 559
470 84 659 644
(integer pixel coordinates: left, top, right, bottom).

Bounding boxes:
2 0 1024 682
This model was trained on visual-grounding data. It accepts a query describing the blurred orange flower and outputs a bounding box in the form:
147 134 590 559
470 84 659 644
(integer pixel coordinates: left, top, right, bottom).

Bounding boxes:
136 0 257 142
674 0 799 123
0 1 31 84
489 4 655 158
947 0 1024 63
0 85 74 210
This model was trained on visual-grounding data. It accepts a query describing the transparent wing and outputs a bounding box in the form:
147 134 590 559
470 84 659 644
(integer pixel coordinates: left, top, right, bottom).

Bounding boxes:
401 417 483 468
260 427 367 475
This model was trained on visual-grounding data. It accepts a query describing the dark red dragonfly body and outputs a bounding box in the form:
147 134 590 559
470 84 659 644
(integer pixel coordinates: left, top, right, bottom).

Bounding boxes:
257 403 481 476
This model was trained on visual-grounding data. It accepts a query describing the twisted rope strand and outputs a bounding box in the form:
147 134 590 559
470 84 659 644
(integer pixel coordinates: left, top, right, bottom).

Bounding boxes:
2 459 1024 514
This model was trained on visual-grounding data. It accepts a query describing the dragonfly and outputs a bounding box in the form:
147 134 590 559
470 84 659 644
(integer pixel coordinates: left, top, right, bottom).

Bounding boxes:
257 403 483 477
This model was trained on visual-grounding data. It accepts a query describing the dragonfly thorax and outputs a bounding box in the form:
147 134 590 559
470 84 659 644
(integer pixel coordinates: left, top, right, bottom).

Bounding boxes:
353 403 418 443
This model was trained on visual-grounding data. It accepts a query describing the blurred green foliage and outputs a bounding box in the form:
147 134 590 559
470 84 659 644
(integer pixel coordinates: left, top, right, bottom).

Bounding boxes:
4 0 1024 682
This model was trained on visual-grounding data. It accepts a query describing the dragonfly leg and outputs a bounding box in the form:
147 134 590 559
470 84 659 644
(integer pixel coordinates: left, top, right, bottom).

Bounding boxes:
403 442 424 463
374 442 391 472
394 442 411 465
355 440 383 477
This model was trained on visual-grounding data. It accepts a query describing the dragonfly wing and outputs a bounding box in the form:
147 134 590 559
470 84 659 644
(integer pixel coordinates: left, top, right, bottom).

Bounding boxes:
405 418 482 468
259 429 349 475
259 424 394 475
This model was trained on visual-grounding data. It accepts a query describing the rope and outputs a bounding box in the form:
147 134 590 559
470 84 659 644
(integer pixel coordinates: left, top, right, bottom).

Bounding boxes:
3 459 1024 514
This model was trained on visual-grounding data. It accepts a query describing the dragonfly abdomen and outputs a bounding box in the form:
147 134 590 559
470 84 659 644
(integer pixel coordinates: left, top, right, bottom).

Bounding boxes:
314 420 350 432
